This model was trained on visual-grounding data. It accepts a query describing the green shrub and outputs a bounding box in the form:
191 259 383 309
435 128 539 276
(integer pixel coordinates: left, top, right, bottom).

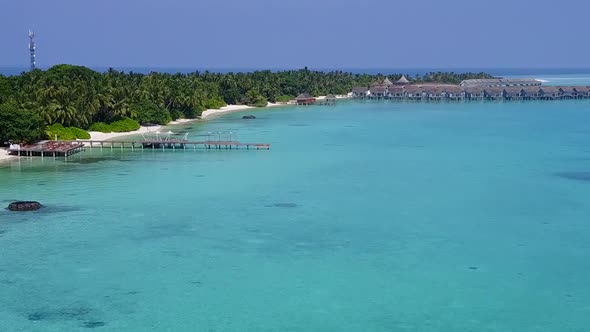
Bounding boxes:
89 122 111 133
109 118 140 132
71 127 90 139
276 95 292 102
89 119 140 133
46 124 90 140
205 97 227 110
243 90 268 108
170 110 183 121
253 100 268 108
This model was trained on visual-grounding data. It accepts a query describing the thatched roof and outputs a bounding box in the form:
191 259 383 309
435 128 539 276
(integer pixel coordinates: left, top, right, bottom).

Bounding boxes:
382 77 394 86
326 94 336 99
396 75 410 84
296 92 312 100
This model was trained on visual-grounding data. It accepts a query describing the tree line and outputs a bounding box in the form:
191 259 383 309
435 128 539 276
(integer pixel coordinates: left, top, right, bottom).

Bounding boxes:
0 65 493 143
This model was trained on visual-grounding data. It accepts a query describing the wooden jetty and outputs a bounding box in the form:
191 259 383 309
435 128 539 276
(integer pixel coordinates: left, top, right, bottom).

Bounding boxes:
79 139 270 150
8 138 271 158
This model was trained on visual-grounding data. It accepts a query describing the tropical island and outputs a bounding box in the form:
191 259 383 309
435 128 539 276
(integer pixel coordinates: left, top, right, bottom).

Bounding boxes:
0 64 494 145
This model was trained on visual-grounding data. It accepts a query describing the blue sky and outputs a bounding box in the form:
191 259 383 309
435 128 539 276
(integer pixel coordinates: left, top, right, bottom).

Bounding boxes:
1 0 587 69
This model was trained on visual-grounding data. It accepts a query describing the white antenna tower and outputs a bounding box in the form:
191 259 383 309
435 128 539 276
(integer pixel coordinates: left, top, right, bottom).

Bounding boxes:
29 30 36 71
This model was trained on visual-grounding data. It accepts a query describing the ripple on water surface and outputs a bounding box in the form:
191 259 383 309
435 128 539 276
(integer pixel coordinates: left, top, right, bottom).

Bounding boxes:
1 101 590 331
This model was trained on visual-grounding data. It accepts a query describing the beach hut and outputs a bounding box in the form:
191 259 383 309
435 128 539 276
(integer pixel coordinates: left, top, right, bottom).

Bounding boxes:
325 94 337 105
296 93 316 105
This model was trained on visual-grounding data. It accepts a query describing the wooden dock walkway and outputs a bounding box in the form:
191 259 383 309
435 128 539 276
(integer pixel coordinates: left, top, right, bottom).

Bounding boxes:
80 139 271 150
8 139 271 158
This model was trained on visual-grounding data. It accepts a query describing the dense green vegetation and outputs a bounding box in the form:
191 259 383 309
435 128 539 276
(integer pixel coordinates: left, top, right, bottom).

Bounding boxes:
46 124 90 140
89 118 140 133
413 72 494 84
0 100 43 143
0 65 493 144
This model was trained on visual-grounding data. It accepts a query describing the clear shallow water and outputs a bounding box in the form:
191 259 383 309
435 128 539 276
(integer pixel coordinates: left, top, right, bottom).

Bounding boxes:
1 101 590 331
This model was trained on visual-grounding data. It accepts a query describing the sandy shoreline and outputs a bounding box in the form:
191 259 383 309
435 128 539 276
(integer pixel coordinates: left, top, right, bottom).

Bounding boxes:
85 96 344 140
0 147 16 163
86 125 163 141
5 96 344 144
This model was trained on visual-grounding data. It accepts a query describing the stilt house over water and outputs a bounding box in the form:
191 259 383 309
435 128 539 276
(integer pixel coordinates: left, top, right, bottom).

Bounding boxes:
296 93 316 105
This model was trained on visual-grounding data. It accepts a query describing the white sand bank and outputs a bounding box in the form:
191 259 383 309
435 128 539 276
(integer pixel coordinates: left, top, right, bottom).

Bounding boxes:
0 147 16 163
86 125 162 141
200 105 255 120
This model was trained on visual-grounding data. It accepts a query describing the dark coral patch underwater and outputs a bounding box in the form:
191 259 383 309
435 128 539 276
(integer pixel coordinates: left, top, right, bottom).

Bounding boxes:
555 171 590 182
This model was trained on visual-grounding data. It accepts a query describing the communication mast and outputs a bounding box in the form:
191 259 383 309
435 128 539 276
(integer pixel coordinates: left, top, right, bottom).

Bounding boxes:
29 30 36 70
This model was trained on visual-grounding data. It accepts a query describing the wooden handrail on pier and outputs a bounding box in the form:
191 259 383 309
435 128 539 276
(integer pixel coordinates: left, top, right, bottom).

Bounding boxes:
8 139 270 158
77 139 270 150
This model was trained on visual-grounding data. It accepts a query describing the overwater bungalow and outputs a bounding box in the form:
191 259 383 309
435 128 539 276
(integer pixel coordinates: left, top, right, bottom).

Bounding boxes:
369 85 387 99
352 77 590 102
387 86 405 99
324 94 337 105
296 93 316 105
352 87 369 98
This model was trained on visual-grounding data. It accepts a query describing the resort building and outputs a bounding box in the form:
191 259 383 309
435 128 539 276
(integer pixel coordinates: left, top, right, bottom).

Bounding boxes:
369 85 387 99
351 84 590 102
352 87 369 98
350 74 588 102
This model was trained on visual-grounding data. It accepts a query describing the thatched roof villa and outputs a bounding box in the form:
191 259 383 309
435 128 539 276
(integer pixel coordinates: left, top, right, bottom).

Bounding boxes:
296 93 316 105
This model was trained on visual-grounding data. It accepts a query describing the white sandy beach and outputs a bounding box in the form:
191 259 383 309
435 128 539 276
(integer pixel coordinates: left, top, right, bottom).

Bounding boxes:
86 125 162 141
87 97 343 140
0 147 16 162
200 104 255 119
199 102 288 119
58 98 332 142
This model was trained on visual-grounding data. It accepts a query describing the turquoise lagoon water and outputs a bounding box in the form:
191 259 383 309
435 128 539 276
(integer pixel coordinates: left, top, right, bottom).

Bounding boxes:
1 101 590 331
